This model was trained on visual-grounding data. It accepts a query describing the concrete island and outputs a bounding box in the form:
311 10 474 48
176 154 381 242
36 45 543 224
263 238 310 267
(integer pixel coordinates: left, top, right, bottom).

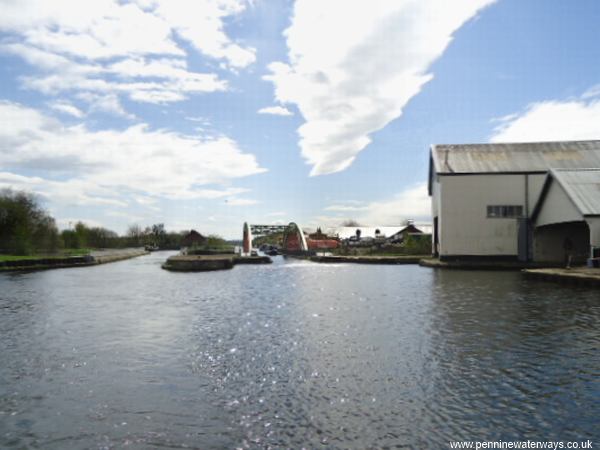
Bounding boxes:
162 254 271 272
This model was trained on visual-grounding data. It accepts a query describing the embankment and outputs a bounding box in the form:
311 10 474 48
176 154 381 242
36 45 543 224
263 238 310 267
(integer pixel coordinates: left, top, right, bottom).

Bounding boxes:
310 255 427 264
522 267 600 287
0 248 148 272
419 258 553 271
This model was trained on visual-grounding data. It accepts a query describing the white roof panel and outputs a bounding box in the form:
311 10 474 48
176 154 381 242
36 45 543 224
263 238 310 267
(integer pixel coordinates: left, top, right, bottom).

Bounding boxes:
551 169 600 216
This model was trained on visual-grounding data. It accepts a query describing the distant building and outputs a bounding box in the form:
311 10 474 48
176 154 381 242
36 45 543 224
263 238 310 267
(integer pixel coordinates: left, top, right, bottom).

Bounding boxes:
428 140 600 263
327 224 432 245
308 227 328 240
387 223 432 244
181 230 206 247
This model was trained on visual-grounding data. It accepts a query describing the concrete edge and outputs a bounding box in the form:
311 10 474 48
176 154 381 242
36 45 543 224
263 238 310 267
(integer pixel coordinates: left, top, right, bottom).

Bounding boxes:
522 268 600 287
310 255 426 264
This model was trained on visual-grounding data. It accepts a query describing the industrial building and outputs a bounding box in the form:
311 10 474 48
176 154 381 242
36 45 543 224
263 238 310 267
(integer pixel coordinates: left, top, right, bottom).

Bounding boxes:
428 140 600 264
326 224 432 244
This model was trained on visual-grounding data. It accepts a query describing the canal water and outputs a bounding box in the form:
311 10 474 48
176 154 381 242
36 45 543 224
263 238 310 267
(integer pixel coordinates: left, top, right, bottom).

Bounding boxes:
1 252 599 449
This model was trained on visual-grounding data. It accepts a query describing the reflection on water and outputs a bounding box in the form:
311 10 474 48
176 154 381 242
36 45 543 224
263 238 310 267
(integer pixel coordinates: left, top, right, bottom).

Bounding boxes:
1 252 599 448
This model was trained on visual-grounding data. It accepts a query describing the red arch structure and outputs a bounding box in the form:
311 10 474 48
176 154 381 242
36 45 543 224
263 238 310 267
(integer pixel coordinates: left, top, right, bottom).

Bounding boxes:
242 222 252 254
282 222 339 253
282 222 308 252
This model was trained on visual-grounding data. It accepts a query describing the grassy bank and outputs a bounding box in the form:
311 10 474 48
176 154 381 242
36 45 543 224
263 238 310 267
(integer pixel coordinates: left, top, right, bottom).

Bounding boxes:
0 248 147 272
0 248 91 262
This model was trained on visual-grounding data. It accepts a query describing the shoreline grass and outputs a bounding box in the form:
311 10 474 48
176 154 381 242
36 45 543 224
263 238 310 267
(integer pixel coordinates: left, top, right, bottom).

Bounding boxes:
0 248 92 262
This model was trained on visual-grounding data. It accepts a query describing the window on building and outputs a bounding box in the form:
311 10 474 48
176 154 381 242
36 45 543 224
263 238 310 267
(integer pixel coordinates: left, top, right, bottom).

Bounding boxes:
487 205 523 218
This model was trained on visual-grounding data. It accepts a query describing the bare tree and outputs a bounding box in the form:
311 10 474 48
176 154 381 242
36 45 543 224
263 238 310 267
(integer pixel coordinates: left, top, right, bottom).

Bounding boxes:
126 224 143 246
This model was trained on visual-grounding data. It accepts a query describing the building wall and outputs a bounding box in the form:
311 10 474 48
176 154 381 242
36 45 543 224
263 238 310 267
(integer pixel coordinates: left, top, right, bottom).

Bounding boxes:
535 181 583 227
588 218 600 249
431 177 441 255
436 173 545 257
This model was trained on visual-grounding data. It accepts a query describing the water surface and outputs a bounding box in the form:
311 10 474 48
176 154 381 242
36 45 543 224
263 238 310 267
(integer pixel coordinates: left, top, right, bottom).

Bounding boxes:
1 252 599 448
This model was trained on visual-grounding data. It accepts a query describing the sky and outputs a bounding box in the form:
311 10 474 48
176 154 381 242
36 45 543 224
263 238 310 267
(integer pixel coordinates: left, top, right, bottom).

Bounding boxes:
1 0 599 239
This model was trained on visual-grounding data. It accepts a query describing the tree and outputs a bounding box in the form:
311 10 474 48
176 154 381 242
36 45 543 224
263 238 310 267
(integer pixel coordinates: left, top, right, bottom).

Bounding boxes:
0 189 60 254
151 223 166 247
61 229 79 249
74 222 88 248
127 224 144 247
205 234 229 249
86 226 118 248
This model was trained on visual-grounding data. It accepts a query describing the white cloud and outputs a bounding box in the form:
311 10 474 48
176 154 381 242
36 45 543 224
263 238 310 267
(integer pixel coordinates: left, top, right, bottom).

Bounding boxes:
0 0 254 112
265 0 495 175
0 42 228 105
78 93 135 119
257 105 293 116
105 210 146 223
149 0 256 68
582 84 600 100
324 204 368 212
193 188 250 199
49 101 85 118
133 195 158 205
0 0 253 66
0 1 182 58
0 172 128 208
490 93 600 143
0 102 266 205
311 183 430 227
358 183 430 225
225 197 259 206
185 116 211 125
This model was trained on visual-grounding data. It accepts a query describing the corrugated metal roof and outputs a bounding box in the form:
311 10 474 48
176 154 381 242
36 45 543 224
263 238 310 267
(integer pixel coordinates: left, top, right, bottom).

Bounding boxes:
431 140 600 174
550 169 600 216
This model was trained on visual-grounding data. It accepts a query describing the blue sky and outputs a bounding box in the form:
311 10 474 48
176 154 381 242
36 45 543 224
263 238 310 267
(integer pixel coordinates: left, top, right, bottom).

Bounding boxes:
1 0 599 238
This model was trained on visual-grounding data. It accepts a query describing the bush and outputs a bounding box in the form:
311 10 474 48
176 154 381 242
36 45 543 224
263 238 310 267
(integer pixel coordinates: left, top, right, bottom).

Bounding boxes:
400 234 432 255
187 234 234 254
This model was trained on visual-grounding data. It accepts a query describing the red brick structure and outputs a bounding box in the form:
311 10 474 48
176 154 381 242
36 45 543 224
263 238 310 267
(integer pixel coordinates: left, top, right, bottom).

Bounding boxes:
181 230 206 247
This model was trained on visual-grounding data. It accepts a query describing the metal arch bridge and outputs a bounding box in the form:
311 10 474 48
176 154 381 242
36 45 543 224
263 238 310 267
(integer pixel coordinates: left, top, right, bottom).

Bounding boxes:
243 222 308 252
249 224 288 237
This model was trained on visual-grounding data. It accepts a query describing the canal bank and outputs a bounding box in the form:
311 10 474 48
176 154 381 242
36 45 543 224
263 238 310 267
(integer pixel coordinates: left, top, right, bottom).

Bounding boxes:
523 267 600 287
310 254 427 264
0 248 148 272
419 258 553 271
420 257 599 287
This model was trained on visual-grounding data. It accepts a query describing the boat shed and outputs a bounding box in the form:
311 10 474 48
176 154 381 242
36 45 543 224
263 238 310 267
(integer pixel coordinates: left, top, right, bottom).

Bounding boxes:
428 140 600 263
531 169 600 264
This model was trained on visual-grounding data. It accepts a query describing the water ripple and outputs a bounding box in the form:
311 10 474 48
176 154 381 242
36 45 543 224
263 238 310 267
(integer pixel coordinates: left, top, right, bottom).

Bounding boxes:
1 253 599 448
